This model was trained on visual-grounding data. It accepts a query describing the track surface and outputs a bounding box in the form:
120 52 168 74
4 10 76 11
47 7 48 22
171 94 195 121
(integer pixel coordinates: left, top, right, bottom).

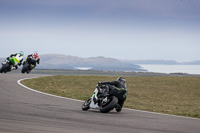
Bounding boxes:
0 73 199 133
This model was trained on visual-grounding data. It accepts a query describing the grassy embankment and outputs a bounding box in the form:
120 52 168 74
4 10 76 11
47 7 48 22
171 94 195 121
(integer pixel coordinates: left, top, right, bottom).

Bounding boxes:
21 75 200 118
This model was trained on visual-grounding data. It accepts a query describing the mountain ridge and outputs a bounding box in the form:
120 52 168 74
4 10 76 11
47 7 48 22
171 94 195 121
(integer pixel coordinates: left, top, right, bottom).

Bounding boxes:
38 54 144 71
0 54 199 71
121 59 200 65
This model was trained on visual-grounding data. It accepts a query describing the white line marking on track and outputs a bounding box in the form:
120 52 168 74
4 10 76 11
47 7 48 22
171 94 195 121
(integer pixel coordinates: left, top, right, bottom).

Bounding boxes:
17 76 200 121
17 77 84 103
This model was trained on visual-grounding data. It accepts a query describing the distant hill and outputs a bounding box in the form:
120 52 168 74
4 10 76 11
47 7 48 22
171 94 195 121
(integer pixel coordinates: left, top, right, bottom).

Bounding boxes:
121 59 179 65
183 60 200 65
0 58 4 64
121 59 200 65
37 54 145 71
1 55 199 71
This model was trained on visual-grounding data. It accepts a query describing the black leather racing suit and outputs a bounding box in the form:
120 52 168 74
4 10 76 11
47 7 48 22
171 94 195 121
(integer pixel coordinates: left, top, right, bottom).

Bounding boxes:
26 54 40 68
100 80 127 109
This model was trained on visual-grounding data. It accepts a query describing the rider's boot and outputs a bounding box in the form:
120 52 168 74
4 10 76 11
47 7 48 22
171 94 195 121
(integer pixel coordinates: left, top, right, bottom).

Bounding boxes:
11 67 16 70
115 104 122 112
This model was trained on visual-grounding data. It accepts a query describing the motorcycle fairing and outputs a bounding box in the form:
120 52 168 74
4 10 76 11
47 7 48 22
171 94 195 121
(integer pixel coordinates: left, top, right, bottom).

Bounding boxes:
89 88 100 109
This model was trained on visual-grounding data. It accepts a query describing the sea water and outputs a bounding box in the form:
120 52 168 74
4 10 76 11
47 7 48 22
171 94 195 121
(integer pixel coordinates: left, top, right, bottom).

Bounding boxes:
139 65 200 75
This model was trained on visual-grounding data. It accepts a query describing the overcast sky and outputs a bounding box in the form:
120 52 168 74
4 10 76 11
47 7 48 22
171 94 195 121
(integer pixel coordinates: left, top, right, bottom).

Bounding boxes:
0 0 200 62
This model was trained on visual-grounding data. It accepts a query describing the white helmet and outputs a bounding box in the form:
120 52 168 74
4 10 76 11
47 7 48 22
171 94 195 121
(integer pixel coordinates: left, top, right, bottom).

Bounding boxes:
117 77 125 83
34 51 38 56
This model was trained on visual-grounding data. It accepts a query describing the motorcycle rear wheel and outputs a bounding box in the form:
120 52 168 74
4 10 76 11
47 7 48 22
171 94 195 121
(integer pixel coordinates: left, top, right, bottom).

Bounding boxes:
100 96 118 113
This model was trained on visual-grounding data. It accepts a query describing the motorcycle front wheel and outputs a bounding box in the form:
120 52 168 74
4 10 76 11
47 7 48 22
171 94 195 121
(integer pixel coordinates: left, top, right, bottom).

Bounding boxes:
0 63 10 73
82 98 91 111
21 63 29 74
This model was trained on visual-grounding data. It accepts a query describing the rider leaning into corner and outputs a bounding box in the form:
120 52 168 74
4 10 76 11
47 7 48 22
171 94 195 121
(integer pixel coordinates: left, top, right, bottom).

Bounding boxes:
5 51 24 71
98 77 127 112
24 51 40 69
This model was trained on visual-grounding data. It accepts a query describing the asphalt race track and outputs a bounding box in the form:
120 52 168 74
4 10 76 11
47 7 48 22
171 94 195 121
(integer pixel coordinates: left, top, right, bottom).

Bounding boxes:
0 73 200 133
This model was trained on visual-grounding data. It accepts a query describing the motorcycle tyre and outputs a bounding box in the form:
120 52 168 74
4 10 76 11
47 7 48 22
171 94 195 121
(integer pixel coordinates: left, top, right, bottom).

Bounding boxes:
27 69 32 74
21 63 29 74
0 63 10 73
82 98 91 111
100 96 118 113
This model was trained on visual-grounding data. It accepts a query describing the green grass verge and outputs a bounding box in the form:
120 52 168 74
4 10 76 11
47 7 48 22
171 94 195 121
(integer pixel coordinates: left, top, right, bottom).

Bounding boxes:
21 75 200 118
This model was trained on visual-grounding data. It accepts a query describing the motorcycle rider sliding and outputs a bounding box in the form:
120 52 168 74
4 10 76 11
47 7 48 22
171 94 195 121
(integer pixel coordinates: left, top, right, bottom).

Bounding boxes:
98 77 127 112
0 51 24 73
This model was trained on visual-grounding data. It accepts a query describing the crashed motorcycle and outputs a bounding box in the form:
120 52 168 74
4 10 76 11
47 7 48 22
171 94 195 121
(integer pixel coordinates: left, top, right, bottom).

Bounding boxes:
82 83 126 113
21 57 36 74
0 58 16 73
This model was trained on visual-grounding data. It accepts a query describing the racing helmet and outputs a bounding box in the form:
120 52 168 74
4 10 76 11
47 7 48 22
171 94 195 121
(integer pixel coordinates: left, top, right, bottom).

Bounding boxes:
117 77 125 83
19 51 24 56
34 51 38 56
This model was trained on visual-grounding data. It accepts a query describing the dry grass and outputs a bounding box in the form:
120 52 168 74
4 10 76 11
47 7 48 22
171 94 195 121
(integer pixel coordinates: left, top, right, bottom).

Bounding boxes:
21 75 200 118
